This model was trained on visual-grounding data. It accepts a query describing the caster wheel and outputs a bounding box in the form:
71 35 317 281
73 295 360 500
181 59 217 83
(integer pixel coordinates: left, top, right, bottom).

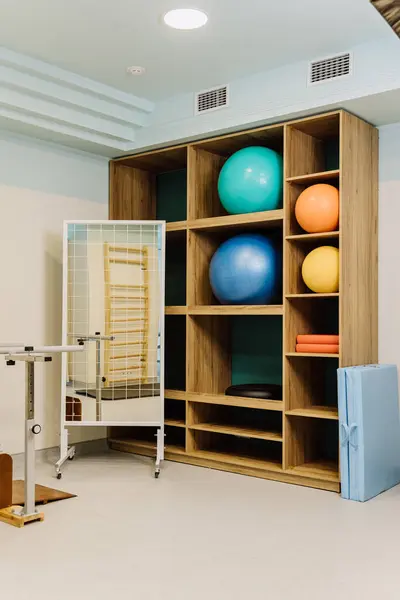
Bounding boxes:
68 455 74 461
155 471 160 479
57 473 62 480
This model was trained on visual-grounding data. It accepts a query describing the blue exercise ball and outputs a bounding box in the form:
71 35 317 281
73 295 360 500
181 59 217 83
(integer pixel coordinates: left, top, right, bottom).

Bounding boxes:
209 234 280 304
218 146 283 215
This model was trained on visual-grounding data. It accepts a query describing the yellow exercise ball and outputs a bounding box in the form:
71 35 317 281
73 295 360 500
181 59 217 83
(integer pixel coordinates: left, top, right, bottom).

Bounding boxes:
301 246 339 293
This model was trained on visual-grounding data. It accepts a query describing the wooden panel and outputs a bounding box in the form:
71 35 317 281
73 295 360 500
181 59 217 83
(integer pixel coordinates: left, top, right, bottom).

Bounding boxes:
286 407 338 420
286 169 340 183
108 438 339 491
188 209 283 232
109 163 155 219
187 147 227 220
339 112 378 367
286 231 339 242
189 423 283 442
185 391 283 411
187 230 220 305
186 315 231 394
188 305 283 316
165 306 188 315
192 124 284 156
166 221 188 232
113 145 188 172
0 454 12 510
165 389 187 400
284 125 325 179
288 112 340 139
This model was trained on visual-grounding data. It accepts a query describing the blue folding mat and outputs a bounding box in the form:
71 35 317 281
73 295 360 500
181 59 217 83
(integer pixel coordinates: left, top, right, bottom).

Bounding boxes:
337 364 400 502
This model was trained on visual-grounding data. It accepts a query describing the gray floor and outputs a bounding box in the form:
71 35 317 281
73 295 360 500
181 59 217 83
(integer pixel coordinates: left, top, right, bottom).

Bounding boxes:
3 450 400 600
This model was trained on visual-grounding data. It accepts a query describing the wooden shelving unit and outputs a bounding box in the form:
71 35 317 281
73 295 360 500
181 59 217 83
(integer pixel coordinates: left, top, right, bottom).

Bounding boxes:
108 110 378 493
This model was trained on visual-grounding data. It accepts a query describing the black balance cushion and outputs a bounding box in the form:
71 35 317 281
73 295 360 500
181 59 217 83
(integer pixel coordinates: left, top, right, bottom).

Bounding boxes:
225 383 282 400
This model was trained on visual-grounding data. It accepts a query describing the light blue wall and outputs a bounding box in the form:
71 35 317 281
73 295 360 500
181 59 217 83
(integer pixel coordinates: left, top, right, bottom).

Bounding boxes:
0 130 108 202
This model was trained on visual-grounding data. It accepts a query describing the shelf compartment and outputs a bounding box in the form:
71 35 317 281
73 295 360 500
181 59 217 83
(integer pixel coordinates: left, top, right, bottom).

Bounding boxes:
165 316 186 392
286 169 340 184
285 416 339 476
188 305 283 316
285 238 339 295
285 355 338 413
285 296 338 352
187 315 282 396
188 430 282 471
285 113 340 180
286 407 338 420
188 402 283 441
287 461 339 483
110 145 187 222
186 392 282 411
188 125 284 221
188 228 282 306
165 398 186 425
188 210 283 232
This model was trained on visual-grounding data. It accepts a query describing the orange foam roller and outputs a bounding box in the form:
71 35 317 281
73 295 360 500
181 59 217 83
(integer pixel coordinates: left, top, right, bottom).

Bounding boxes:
295 184 339 233
296 344 339 354
297 334 339 345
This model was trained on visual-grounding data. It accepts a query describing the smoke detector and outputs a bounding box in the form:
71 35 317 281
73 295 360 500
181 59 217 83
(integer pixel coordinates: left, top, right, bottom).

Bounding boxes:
126 66 146 76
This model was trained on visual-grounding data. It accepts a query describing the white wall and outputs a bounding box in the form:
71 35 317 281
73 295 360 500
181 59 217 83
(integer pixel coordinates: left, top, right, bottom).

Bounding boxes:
379 123 400 374
0 132 108 454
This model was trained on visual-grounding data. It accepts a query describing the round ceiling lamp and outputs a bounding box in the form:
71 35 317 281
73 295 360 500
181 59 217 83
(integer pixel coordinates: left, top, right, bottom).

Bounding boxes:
163 8 208 30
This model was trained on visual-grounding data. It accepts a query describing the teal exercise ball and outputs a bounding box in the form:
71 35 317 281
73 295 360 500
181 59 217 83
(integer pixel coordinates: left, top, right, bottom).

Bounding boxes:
218 146 283 214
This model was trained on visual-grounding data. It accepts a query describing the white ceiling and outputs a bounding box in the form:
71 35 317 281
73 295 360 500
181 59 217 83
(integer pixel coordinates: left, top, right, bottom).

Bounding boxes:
0 0 391 102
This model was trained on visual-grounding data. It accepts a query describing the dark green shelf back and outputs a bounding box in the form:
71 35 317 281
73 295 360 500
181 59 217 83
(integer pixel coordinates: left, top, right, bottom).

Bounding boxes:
165 237 186 306
165 316 186 391
231 316 282 387
156 169 187 222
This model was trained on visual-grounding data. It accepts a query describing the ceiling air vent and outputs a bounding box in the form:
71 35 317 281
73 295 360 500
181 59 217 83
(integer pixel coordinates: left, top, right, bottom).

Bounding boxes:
308 52 352 85
195 85 229 114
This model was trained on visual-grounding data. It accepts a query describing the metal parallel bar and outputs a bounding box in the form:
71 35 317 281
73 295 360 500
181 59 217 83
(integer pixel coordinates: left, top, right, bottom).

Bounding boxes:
25 361 35 516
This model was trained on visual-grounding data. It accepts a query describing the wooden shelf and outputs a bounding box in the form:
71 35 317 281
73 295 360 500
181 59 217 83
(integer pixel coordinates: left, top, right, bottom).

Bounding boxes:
165 419 186 428
188 305 283 316
190 422 282 441
109 438 186 456
286 169 340 184
286 293 339 299
166 221 188 232
188 209 283 232
165 389 186 400
286 352 339 358
286 407 339 420
287 460 339 483
286 231 339 241
186 392 283 411
191 449 283 472
165 306 187 315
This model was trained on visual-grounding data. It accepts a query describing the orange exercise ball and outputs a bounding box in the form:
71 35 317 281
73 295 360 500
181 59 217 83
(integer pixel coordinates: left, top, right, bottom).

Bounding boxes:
295 184 339 233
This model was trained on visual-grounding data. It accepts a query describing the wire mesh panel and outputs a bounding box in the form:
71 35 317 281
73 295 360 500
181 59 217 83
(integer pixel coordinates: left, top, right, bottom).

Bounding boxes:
61 221 165 426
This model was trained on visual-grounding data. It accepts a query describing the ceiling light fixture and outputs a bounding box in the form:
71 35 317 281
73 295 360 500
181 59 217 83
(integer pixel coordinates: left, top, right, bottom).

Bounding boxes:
163 8 208 30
